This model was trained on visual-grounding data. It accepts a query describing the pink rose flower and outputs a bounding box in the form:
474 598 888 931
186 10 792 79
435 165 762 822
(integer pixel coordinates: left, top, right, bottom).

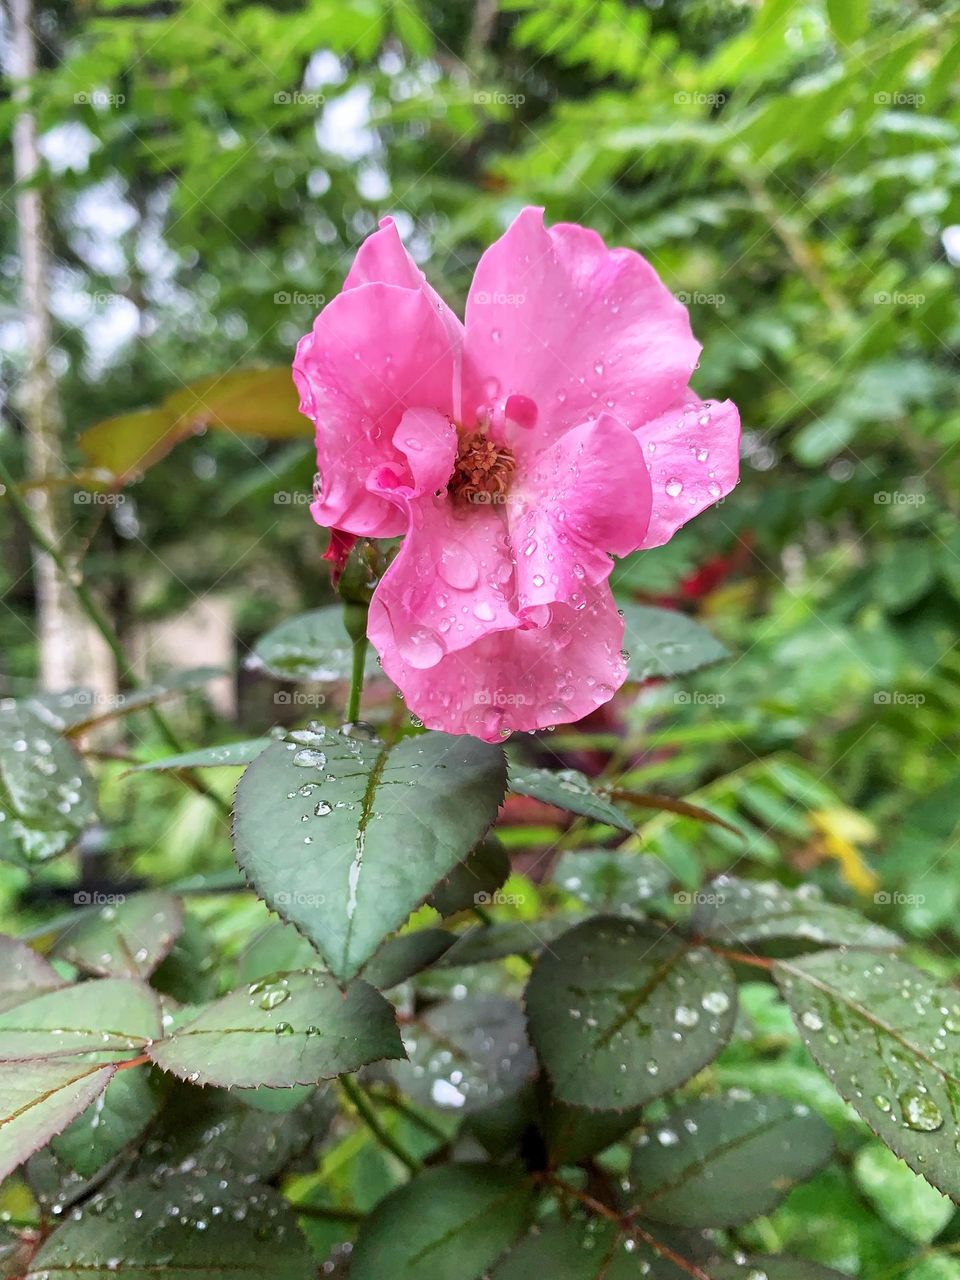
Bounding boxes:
293 208 740 741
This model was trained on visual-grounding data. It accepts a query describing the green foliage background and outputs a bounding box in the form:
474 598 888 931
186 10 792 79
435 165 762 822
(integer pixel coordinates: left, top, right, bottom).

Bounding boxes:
1 0 960 1275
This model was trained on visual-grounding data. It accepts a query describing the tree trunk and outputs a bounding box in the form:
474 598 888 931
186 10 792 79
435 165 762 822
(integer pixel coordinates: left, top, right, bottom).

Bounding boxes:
7 0 115 693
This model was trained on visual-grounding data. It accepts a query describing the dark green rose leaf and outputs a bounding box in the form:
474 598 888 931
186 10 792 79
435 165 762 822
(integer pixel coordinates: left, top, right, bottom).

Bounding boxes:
233 727 507 979
628 1094 834 1227
236 920 321 985
0 978 161 1061
428 836 511 917
490 1217 713 1280
392 995 536 1113
0 934 65 1007
525 916 737 1109
509 765 634 832
438 919 570 968
148 970 403 1087
361 927 454 988
554 850 672 914
52 892 184 979
0 702 96 866
51 1067 166 1178
350 1164 533 1280
692 876 901 950
128 738 270 772
249 606 378 682
0 1058 116 1181
618 603 728 682
774 949 960 1199
539 1091 645 1166
24 1168 315 1280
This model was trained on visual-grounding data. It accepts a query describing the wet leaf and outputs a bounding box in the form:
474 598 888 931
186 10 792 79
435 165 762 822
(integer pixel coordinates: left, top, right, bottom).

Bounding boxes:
0 1058 116 1182
24 1168 315 1279
392 995 536 1113
553 850 672 915
235 920 321 986
428 836 510 917
51 892 184 980
51 1067 166 1178
0 934 66 1006
127 738 270 773
539 1091 645 1166
0 979 162 1062
490 1217 712 1279
525 916 737 1109
148 970 403 1087
774 949 960 1199
628 1094 834 1227
249 606 378 682
350 1164 533 1280
233 727 507 979
509 765 634 832
618 604 728 682
692 876 901 951
0 702 96 866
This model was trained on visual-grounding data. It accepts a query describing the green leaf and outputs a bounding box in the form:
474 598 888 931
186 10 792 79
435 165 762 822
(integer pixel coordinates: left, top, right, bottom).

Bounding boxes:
236 920 320 985
490 1218 710 1279
51 892 184 979
0 1058 116 1182
0 702 96 866
853 1140 954 1244
361 928 455 989
827 0 868 45
708 1260 849 1280
128 738 270 773
148 970 403 1087
249 606 378 682
233 727 507 979
628 1094 834 1227
0 934 66 1008
525 916 737 1109
617 603 728 682
508 766 634 832
51 1067 166 1178
392 995 536 1113
692 876 901 950
350 1164 533 1280
0 979 161 1061
429 836 511 917
540 1092 645 1165
774 949 960 1199
553 850 672 914
438 919 570 967
24 1169 315 1279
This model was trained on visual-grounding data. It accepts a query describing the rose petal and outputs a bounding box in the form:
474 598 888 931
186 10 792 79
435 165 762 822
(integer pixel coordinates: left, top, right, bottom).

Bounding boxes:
633 395 741 548
293 281 459 538
367 409 519 671
509 414 652 615
462 207 700 445
375 579 627 740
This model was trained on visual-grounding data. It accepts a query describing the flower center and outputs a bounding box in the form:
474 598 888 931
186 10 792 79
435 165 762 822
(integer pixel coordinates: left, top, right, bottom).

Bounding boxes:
448 429 516 508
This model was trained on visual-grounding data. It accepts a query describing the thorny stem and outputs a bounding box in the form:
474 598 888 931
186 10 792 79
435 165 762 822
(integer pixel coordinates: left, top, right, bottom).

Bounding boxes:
339 1075 422 1175
0 457 230 818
